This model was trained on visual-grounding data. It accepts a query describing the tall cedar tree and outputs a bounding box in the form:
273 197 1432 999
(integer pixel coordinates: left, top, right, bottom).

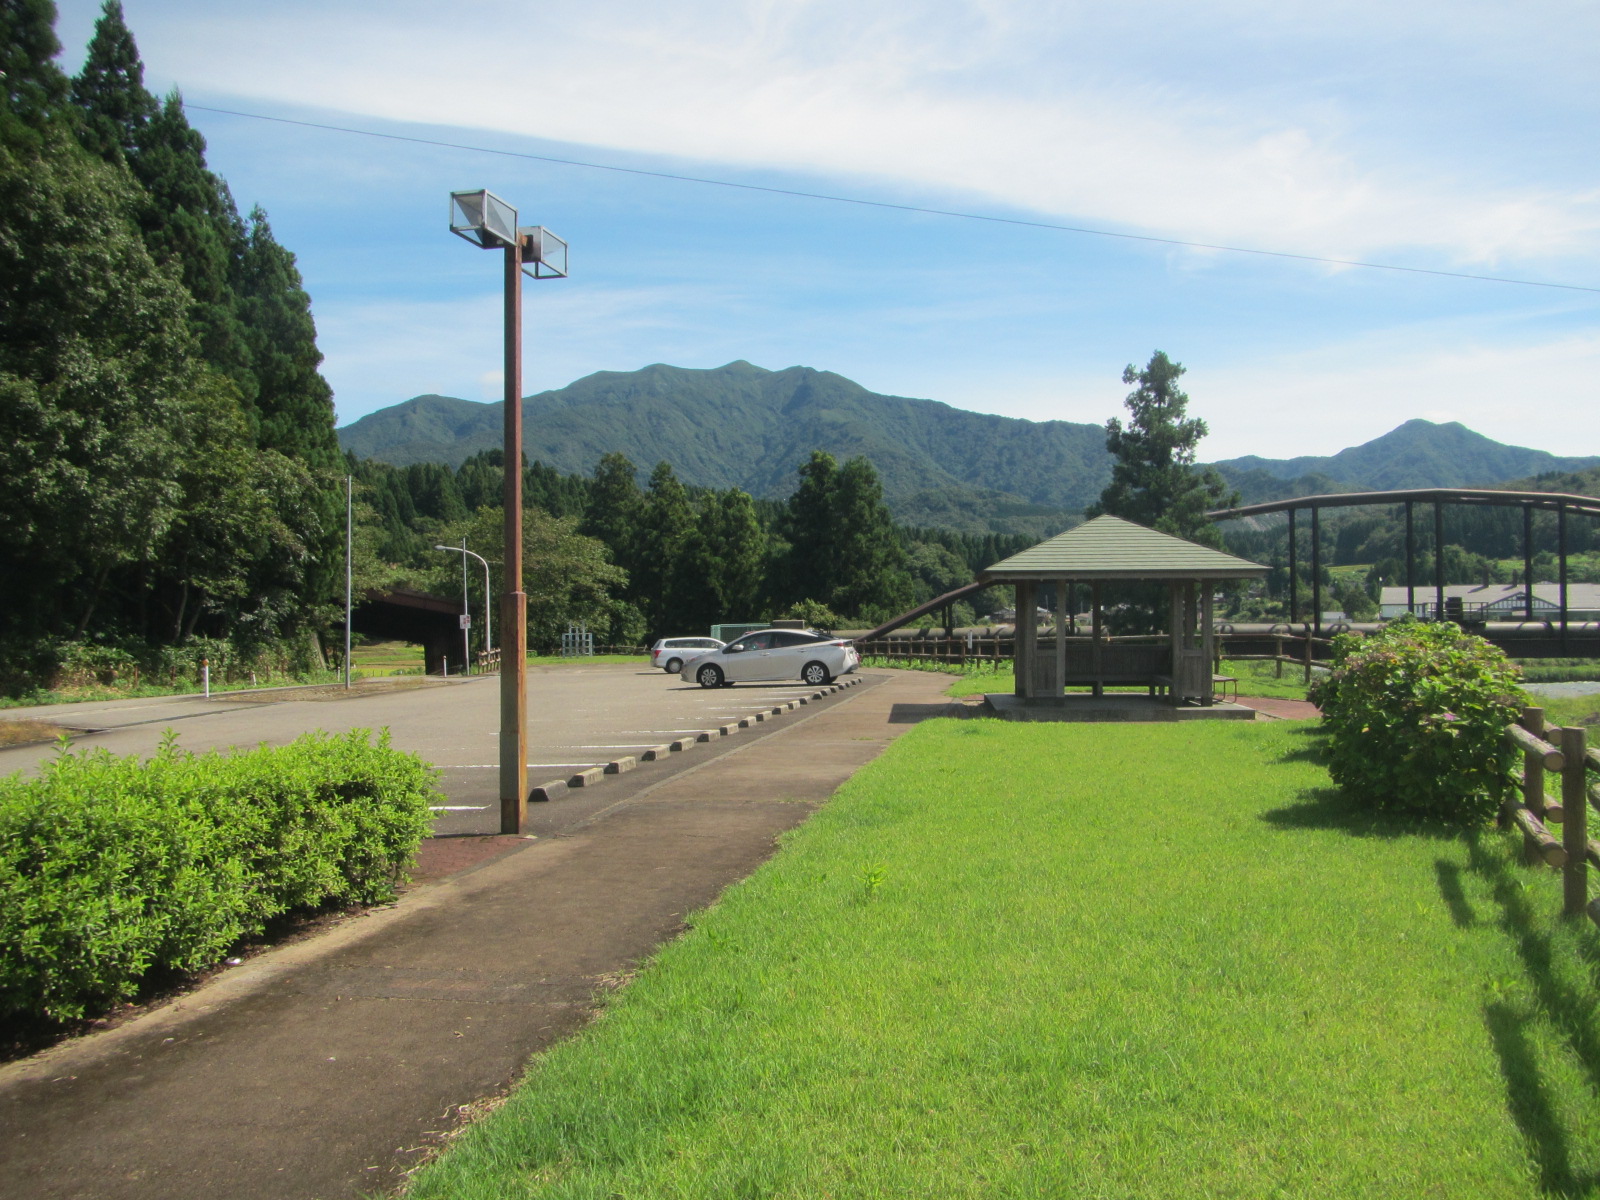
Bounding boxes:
1087 351 1236 546
0 0 69 147
633 462 695 636
68 1 153 163
72 5 256 399
778 451 909 620
235 206 340 468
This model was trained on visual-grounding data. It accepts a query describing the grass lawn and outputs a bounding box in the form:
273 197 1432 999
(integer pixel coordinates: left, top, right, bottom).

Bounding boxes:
406 720 1600 1198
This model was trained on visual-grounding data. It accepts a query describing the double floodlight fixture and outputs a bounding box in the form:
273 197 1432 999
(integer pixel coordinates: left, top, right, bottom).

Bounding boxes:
449 188 568 278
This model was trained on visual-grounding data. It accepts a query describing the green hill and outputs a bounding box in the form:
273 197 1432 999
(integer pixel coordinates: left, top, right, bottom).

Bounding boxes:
337 363 1599 530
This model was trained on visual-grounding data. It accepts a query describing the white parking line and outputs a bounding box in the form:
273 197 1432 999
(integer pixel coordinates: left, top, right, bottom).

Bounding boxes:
427 805 489 811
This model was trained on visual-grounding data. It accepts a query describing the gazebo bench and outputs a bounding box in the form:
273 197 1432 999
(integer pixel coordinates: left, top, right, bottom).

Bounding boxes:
1149 674 1238 703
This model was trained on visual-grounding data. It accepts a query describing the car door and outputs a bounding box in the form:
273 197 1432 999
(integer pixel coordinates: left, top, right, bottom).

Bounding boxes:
765 631 816 679
722 632 774 681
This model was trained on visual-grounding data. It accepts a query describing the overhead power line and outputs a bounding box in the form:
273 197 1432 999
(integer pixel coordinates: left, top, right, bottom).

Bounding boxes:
187 103 1600 296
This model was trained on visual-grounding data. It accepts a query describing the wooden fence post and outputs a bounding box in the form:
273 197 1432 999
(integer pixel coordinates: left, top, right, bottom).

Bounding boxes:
1523 707 1547 865
1563 726 1588 916
1302 634 1312 685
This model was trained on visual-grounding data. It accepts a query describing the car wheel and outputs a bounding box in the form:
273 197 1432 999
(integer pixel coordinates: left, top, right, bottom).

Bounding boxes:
696 664 723 689
801 661 832 686
664 658 682 674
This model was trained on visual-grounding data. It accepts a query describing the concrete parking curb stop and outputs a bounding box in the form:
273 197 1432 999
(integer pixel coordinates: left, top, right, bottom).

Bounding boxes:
525 677 861 807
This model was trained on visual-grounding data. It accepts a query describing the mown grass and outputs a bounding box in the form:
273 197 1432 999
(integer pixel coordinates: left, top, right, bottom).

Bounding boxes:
406 720 1600 1199
1535 693 1600 730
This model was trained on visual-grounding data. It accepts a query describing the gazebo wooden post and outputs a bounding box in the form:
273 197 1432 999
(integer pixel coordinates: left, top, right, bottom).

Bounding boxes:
1091 581 1104 698
1053 580 1068 700
1200 585 1216 707
1167 582 1183 708
1014 580 1036 698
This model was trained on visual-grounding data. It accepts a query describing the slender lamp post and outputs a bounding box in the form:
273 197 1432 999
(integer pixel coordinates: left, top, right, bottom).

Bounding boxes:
434 541 494 661
448 190 567 834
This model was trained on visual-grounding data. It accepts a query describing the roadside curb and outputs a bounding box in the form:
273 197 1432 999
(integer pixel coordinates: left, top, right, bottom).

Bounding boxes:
526 676 863 804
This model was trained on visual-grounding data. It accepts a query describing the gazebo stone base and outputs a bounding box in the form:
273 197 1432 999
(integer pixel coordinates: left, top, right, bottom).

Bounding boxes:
981 694 1259 723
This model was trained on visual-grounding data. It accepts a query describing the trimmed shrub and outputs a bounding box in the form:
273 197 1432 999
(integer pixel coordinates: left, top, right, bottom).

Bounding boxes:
1309 618 1526 823
0 729 437 1022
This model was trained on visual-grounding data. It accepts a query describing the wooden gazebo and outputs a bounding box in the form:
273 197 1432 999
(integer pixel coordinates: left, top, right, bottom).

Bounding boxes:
980 515 1268 708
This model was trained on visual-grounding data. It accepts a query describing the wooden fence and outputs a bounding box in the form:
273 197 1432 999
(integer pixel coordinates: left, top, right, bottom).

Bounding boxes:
853 631 1334 680
1503 706 1597 924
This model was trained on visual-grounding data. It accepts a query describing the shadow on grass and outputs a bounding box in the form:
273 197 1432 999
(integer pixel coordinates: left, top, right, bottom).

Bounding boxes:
1467 835 1600 1103
1274 723 1330 764
1483 1001 1591 1195
1434 859 1478 928
887 702 971 725
1259 786 1465 842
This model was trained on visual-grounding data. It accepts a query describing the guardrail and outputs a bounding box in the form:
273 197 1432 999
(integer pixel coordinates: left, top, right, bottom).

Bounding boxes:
1502 706 1594 923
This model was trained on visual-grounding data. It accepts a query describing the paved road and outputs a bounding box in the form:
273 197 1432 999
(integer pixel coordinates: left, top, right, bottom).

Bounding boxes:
0 664 845 833
0 669 961 1200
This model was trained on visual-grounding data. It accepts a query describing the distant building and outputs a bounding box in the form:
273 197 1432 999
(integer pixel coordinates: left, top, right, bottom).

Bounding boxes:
1378 582 1600 621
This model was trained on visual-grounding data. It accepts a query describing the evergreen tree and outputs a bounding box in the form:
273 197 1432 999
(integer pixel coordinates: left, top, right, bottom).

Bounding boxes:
0 129 201 634
680 488 765 630
69 1 154 163
778 450 840 606
234 206 339 467
829 456 911 618
579 452 641 571
1087 351 1236 546
0 0 70 145
633 461 695 634
129 94 256 395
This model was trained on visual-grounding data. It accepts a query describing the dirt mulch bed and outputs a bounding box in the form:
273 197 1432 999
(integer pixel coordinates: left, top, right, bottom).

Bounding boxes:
0 719 76 748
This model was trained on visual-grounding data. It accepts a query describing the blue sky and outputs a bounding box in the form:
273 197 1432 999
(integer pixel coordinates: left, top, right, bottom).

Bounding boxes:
52 0 1600 460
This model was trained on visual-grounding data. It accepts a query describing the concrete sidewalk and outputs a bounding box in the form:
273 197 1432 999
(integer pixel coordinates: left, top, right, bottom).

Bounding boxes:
0 669 962 1200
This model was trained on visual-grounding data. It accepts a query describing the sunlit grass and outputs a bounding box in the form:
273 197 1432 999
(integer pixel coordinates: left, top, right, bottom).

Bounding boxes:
407 720 1600 1198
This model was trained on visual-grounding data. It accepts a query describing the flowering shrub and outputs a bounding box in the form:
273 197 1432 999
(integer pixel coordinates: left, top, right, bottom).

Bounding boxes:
1309 617 1526 823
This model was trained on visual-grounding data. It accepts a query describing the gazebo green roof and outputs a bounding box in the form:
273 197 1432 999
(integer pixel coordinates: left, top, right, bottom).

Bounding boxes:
981 515 1268 581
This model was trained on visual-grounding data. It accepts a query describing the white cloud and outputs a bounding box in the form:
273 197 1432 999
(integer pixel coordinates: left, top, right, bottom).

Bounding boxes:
114 0 1600 272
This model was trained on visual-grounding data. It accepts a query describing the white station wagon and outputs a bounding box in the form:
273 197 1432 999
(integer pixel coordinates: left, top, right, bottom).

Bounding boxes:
680 629 859 688
649 637 725 674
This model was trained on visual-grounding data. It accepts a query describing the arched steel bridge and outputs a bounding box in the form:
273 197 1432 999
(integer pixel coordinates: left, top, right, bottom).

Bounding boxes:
1206 487 1600 649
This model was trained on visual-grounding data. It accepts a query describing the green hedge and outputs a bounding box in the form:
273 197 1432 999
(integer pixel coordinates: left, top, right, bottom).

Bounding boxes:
0 729 438 1022
1309 618 1526 823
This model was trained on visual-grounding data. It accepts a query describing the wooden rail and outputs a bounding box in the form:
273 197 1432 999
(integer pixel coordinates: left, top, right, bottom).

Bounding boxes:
1502 707 1593 923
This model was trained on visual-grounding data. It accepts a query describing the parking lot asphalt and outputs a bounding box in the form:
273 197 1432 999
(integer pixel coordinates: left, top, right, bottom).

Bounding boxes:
0 664 861 835
0 667 965 1200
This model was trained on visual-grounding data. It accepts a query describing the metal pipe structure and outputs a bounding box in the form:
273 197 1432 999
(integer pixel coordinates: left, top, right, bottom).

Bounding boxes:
436 543 494 659
1405 500 1415 618
1434 500 1445 621
1287 508 1298 624
1524 505 1535 621
1310 505 1321 636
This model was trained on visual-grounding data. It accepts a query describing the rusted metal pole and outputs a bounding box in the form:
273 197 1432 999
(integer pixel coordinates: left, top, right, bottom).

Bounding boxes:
501 240 529 833
1310 505 1322 637
1523 505 1535 621
1433 499 1445 621
1558 502 1569 652
1287 508 1298 624
1405 500 1415 617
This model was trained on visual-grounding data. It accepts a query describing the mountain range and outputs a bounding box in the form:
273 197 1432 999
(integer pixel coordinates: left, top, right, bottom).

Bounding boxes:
336 361 1600 533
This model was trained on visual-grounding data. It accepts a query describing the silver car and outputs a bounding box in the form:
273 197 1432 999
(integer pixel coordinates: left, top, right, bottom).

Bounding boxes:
681 629 859 688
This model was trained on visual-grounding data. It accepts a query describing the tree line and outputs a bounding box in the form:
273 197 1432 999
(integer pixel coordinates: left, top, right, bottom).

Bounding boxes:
349 449 1032 651
1 1 342 686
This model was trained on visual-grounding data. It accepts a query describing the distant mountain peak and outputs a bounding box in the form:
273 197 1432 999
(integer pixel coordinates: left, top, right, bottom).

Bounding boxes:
338 361 1598 530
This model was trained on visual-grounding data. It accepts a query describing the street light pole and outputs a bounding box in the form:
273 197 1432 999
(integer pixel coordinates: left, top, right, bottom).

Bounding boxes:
449 191 567 834
435 543 493 661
